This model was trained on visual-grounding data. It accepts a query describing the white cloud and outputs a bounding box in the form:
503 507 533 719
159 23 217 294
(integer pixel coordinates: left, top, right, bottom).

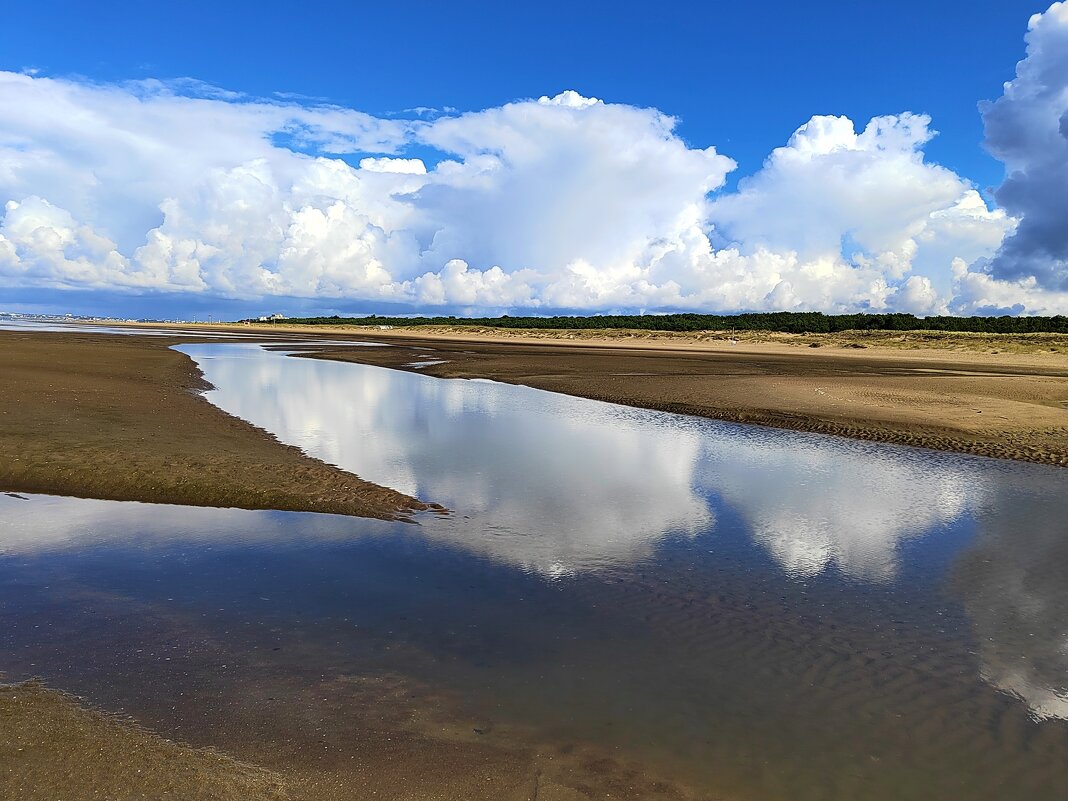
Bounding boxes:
411 93 734 283
537 90 601 109
358 157 427 174
712 113 956 258
0 197 133 288
951 257 1068 315
0 72 405 249
0 40 1062 315
707 114 1013 312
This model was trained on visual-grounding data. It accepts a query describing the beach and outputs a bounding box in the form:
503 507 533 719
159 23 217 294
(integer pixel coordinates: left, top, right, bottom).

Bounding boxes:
287 325 1068 467
0 330 433 520
6 325 1067 525
3 323 1068 800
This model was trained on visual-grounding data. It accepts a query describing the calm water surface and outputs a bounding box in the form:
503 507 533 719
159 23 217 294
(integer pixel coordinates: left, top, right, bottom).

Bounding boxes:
2 340 1066 800
0 318 254 336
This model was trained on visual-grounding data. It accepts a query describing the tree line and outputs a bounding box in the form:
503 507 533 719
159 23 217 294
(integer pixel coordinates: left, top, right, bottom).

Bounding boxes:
262 312 1068 335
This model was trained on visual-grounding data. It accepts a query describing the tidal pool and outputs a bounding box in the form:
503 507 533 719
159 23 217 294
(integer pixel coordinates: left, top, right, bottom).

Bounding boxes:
2 340 1066 800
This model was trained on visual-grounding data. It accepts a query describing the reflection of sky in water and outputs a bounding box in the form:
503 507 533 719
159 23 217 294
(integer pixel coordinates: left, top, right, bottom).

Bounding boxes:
706 435 977 581
182 343 984 581
175 342 1068 726
951 488 1068 721
184 343 716 574
2 341 1068 798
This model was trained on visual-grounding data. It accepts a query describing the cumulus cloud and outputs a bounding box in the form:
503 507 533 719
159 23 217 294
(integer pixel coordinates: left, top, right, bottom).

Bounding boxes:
358 157 427 174
0 197 131 287
405 93 735 305
706 114 1012 313
980 2 1068 292
0 14 1063 317
0 76 738 307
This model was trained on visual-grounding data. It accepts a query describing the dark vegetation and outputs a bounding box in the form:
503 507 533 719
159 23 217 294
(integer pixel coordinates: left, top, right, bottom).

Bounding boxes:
260 312 1068 335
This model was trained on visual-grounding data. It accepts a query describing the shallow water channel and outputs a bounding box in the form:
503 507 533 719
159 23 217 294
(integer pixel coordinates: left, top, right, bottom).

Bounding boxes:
2 340 1067 799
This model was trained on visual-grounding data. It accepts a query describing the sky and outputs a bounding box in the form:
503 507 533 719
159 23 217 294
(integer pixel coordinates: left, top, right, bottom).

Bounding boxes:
1 0 1066 319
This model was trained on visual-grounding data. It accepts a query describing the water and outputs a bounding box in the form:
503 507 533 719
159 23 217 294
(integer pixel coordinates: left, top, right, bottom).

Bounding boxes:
0 318 254 337
2 340 1067 799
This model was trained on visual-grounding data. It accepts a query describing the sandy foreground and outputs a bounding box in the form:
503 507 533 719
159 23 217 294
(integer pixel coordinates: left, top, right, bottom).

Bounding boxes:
0 681 288 801
1 674 699 801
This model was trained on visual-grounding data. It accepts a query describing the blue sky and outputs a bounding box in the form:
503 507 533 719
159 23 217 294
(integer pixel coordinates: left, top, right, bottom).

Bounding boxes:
1 1 1066 318
3 0 1039 188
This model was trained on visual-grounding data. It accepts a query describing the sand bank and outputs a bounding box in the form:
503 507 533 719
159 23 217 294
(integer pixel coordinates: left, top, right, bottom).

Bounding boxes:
0 330 434 519
287 325 1068 467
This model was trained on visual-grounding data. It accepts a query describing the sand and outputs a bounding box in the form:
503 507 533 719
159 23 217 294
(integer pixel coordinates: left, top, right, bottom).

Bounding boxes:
282 325 1068 467
0 675 703 801
0 330 436 519
6 321 1068 798
0 681 289 801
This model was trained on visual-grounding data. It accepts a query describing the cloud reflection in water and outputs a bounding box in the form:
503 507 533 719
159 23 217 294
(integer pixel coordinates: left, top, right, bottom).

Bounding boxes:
186 344 714 574
11 342 1062 722
953 483 1068 721
183 343 993 583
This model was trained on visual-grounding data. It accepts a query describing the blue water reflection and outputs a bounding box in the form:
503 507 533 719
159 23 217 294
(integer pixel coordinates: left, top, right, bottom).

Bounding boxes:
184 343 987 581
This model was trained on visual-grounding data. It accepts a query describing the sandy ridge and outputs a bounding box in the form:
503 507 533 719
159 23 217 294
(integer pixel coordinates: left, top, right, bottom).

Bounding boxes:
0 330 437 519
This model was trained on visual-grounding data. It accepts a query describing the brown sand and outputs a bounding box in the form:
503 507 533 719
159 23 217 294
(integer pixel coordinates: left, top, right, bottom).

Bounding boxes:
0 681 289 801
0 566 708 800
0 675 704 801
0 330 435 519
283 325 1068 466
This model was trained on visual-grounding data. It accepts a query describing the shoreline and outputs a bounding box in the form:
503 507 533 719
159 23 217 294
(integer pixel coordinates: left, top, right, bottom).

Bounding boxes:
45 317 1068 355
0 330 437 520
2 673 706 801
5 323 1067 519
0 681 289 801
281 325 1068 468
5 321 1068 799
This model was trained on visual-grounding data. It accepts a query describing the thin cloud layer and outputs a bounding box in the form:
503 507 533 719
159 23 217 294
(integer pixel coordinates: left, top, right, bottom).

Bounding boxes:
0 5 1065 315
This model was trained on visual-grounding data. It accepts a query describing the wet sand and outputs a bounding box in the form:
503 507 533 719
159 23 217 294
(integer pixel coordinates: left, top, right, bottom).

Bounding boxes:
0 681 288 801
1 674 704 801
0 330 433 520
5 323 1068 799
285 326 1068 466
